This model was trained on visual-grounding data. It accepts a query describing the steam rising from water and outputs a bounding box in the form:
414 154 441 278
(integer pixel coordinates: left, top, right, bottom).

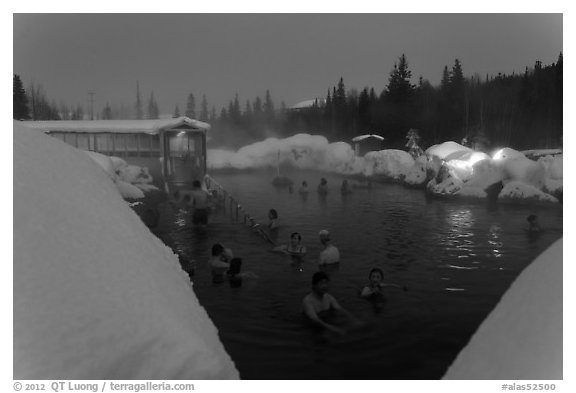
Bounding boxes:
207 133 415 178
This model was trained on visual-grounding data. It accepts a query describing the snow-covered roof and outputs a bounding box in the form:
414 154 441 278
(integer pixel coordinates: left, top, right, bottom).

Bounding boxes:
352 134 385 142
289 98 325 110
18 116 210 135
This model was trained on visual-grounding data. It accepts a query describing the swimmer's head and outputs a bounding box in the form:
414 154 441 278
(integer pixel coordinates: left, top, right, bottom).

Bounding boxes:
319 229 330 244
290 232 302 245
193 180 202 189
320 178 327 185
302 181 307 186
269 209 278 219
211 243 225 257
312 271 330 294
369 268 384 283
527 214 538 223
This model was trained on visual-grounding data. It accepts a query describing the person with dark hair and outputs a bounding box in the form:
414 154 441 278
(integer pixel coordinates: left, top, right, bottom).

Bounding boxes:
317 178 328 195
298 181 309 194
527 214 541 233
302 272 359 335
273 232 307 258
209 243 232 282
268 209 279 230
190 180 210 225
226 257 258 287
360 268 407 298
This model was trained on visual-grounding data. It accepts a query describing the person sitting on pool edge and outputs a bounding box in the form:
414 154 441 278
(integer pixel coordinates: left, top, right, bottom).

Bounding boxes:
360 267 407 298
303 271 360 335
273 232 307 258
318 229 340 265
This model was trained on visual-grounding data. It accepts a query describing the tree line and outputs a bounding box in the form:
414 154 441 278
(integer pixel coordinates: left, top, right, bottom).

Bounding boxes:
14 52 562 150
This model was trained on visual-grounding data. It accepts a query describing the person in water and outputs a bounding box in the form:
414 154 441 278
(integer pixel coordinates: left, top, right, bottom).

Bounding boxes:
303 271 359 335
273 232 307 258
318 229 340 265
527 214 542 233
360 267 407 298
341 179 352 195
268 209 279 230
226 257 258 287
190 180 210 225
209 243 233 282
317 178 328 195
298 181 309 194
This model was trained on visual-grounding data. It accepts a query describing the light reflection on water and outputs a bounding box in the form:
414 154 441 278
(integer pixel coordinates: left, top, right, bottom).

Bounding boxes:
154 171 562 379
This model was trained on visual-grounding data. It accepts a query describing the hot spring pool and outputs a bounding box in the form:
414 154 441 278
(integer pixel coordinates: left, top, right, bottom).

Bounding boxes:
153 171 562 379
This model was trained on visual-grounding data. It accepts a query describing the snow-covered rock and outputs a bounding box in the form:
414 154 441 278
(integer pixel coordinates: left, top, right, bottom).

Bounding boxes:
426 141 472 160
444 239 562 379
500 157 546 189
492 147 526 161
404 155 428 186
14 122 238 379
85 152 158 199
498 181 559 203
363 149 414 179
538 154 563 180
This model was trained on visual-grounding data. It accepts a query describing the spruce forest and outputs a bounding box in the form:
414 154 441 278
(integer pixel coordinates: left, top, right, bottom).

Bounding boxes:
14 53 562 151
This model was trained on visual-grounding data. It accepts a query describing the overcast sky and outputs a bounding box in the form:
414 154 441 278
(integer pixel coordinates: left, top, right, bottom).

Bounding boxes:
13 13 562 116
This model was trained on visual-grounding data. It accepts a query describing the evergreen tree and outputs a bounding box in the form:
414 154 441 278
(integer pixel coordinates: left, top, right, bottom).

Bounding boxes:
147 91 159 119
102 102 113 120
200 94 209 121
253 96 263 117
173 104 180 118
72 104 84 120
244 99 253 118
13 74 29 119
135 81 143 120
384 54 415 103
232 93 241 121
185 93 196 118
264 90 275 123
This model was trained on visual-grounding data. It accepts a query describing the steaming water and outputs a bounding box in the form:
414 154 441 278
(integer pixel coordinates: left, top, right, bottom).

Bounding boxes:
153 171 562 380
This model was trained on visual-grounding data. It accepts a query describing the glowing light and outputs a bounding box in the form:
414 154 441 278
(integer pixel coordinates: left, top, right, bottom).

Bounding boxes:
492 148 506 161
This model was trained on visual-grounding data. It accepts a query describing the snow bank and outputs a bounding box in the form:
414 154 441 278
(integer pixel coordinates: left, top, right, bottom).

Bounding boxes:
13 122 238 379
444 239 562 379
207 135 562 204
424 143 562 203
85 151 158 199
207 133 413 177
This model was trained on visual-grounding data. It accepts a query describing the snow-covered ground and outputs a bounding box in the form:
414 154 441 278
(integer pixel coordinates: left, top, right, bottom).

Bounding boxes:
208 136 562 203
444 239 562 379
13 122 238 379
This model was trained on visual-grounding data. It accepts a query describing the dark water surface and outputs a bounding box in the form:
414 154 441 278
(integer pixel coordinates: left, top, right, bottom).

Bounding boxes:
153 171 562 380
